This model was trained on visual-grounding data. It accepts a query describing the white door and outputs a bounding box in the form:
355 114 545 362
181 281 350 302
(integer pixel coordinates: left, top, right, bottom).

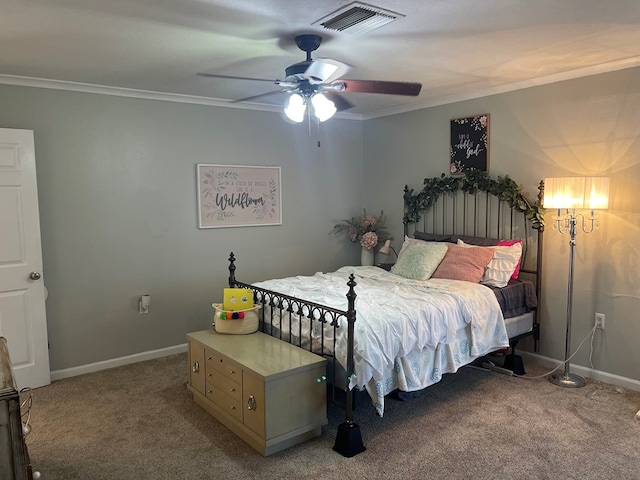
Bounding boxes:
0 128 50 389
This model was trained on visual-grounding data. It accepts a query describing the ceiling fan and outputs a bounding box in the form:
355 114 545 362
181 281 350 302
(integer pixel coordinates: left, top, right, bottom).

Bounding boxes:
197 34 422 122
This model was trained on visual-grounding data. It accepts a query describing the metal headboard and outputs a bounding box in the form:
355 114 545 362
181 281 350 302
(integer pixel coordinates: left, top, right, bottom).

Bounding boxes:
402 173 545 349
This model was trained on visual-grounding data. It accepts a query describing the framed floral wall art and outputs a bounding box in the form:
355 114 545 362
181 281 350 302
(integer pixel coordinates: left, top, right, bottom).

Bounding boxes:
197 164 282 228
450 114 489 174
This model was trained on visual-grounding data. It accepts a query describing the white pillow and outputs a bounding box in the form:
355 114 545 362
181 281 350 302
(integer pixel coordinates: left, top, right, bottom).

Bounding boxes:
457 239 522 288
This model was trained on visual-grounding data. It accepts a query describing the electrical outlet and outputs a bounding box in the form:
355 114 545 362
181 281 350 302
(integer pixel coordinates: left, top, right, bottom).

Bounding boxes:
595 312 605 330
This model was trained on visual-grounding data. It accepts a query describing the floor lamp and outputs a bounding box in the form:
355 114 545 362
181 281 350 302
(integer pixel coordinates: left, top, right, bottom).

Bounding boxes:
543 177 610 388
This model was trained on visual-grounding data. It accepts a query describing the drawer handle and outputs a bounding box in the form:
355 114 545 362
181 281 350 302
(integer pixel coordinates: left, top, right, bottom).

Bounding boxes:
316 375 327 383
192 361 200 373
231 406 236 411
230 388 235 392
247 395 256 411
229 370 235 375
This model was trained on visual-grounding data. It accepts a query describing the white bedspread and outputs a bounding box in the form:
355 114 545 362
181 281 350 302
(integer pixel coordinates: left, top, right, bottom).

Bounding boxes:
253 266 509 416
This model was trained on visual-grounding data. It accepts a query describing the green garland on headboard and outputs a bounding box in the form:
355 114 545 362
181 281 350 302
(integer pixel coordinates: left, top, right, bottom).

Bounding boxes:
403 170 545 230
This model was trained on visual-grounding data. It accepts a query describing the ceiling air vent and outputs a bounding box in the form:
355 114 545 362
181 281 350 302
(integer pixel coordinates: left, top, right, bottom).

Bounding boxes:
313 2 403 36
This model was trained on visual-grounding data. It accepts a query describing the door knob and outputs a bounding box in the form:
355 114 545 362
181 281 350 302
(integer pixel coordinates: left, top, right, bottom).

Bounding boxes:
30 272 41 280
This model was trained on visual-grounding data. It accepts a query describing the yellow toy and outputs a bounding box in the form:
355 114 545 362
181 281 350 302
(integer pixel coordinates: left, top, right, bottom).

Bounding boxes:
222 288 254 311
212 288 259 335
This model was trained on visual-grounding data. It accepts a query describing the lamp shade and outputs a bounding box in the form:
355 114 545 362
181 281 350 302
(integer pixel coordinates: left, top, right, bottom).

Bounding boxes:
379 239 392 256
311 93 337 122
284 93 306 123
543 177 609 210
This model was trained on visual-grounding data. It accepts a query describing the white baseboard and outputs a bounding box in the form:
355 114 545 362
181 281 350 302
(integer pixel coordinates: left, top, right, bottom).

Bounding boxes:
50 343 188 382
47 345 640 394
520 351 640 393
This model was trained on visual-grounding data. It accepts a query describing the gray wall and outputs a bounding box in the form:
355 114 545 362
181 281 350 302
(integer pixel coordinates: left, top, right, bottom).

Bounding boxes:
363 67 640 383
1 65 639 384
0 85 363 370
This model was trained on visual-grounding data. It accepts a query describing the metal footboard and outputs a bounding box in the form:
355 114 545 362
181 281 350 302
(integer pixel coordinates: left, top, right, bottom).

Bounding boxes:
227 252 365 457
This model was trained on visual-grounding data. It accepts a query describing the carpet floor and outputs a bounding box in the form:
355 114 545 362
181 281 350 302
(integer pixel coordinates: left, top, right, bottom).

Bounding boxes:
23 353 640 480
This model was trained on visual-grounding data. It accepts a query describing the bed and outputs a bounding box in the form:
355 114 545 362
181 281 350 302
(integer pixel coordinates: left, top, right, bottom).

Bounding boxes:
226 171 545 457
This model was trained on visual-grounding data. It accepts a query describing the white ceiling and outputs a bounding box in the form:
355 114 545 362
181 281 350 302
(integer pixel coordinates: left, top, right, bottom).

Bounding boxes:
2 0 640 119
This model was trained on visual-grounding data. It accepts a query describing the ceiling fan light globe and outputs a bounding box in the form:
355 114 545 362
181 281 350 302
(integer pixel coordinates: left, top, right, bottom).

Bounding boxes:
311 93 337 122
284 93 306 123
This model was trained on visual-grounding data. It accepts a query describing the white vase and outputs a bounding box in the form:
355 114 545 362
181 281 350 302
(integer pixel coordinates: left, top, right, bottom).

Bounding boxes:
360 246 374 266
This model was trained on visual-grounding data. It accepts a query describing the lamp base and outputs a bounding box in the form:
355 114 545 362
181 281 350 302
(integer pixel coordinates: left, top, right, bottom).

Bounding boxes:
548 371 586 388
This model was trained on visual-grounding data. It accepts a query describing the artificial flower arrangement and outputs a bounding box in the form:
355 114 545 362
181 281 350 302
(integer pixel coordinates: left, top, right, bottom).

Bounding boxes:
333 209 389 250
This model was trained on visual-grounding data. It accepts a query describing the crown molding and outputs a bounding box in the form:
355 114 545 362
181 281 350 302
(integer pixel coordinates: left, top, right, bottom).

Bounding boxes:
360 56 640 120
0 74 364 121
2 54 639 122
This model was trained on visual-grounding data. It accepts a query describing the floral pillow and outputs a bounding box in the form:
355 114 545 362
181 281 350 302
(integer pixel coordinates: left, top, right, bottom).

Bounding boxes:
391 242 448 281
396 235 429 258
457 239 522 287
431 243 495 283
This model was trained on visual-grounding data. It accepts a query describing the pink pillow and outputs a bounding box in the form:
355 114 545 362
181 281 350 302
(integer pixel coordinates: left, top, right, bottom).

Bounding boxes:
498 239 522 279
431 243 495 283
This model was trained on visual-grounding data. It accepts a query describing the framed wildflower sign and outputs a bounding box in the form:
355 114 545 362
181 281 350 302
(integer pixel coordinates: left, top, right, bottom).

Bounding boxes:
197 164 282 228
450 114 489 174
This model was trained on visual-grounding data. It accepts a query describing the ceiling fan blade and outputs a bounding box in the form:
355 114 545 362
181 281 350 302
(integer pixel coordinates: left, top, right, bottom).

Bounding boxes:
323 91 355 112
197 72 276 83
304 58 350 85
231 89 286 103
333 79 422 96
